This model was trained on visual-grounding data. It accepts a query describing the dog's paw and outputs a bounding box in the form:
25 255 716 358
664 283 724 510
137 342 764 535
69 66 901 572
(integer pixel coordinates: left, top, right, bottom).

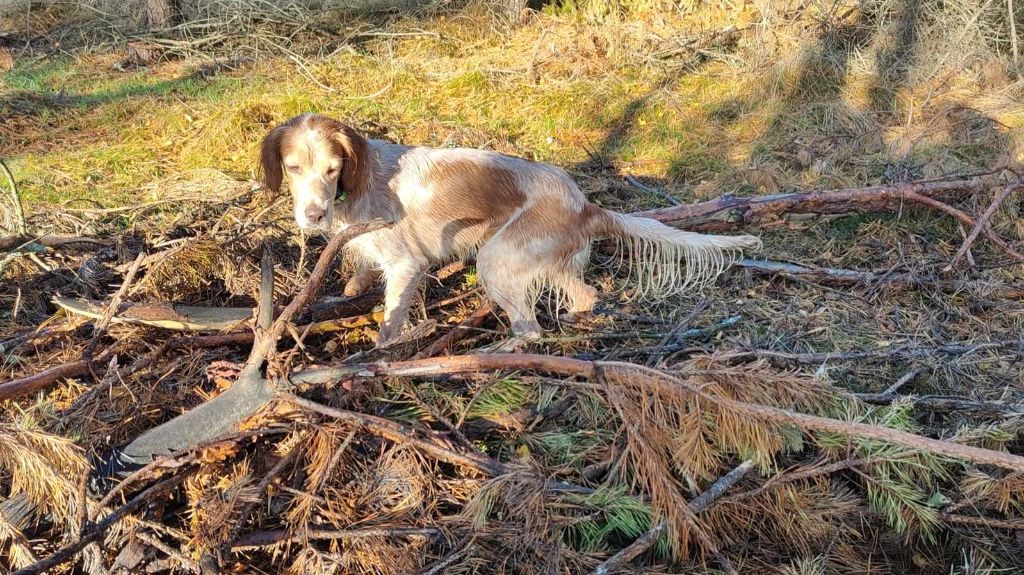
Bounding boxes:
343 276 372 297
474 333 539 354
375 327 400 348
559 310 594 325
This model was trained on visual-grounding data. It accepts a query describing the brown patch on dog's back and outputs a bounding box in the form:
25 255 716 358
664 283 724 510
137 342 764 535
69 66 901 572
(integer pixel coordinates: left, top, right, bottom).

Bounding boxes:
409 159 530 257
421 159 527 226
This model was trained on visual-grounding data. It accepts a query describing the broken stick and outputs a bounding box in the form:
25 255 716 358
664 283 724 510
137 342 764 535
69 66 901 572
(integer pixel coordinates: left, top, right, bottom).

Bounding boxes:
589 460 754 575
93 220 388 478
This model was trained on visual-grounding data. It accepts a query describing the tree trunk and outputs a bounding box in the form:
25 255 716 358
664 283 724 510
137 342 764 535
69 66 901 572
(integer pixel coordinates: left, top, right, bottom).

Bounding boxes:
143 0 177 29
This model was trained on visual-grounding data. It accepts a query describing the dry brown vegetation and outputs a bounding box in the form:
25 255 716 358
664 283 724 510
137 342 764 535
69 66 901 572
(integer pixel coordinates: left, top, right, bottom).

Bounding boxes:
2 1 1024 574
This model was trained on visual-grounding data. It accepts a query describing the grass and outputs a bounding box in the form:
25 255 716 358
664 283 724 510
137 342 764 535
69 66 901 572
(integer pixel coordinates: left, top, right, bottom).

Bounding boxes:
3 3 1017 215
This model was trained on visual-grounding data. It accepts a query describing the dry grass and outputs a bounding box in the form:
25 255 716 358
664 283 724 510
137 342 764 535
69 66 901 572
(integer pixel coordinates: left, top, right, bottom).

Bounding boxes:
2 1 1024 574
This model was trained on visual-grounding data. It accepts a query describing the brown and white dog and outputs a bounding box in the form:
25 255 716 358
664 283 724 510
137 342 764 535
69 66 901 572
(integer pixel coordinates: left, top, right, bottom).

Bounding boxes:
260 113 760 347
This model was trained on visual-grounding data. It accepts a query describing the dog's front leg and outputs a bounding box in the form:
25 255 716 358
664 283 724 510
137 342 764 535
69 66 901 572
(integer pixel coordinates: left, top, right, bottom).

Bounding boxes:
344 259 379 297
376 261 425 347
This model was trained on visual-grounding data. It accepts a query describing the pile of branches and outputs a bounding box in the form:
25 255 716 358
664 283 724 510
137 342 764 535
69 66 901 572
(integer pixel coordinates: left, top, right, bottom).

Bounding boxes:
2 166 1024 574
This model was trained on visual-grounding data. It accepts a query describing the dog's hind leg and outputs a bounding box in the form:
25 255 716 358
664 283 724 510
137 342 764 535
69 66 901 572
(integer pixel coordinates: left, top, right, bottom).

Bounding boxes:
477 231 544 341
550 245 597 323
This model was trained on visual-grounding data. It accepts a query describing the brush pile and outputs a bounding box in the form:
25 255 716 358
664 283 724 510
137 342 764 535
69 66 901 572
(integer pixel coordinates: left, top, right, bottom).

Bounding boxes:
3 0 1024 572
2 163 1024 575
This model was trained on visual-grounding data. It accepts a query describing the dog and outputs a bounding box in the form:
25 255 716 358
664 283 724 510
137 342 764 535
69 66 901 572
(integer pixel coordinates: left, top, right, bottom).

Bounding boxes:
260 113 760 347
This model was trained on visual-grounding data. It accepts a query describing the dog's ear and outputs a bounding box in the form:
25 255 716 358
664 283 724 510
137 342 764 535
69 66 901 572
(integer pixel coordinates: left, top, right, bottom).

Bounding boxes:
259 124 288 202
331 122 371 200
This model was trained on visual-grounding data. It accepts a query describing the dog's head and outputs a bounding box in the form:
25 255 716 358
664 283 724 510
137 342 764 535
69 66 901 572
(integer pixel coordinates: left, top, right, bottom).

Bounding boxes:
260 114 370 231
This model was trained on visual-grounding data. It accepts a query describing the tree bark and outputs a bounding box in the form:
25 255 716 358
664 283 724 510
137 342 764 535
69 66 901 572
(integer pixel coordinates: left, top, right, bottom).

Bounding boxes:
143 0 178 30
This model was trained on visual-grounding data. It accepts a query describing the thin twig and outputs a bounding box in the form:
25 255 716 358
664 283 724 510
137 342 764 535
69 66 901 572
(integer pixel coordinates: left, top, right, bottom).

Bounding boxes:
414 301 493 359
13 474 188 575
905 189 1024 263
283 393 507 476
135 532 201 574
948 184 1019 269
1009 0 1020 67
219 445 299 553
881 367 928 396
590 460 754 575
645 297 711 367
84 251 146 358
624 173 681 206
231 527 443 548
417 539 475 575
719 458 868 505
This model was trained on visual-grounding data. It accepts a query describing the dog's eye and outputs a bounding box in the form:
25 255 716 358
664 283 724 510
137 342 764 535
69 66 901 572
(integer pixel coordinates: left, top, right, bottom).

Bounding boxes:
286 165 301 174
326 166 339 175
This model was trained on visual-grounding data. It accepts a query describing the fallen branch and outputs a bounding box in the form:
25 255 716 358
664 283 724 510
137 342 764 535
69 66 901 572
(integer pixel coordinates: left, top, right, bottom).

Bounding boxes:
640 173 1003 227
737 259 917 285
724 340 1024 365
54 297 253 332
247 220 390 367
0 235 109 252
284 393 507 476
590 460 754 575
940 512 1024 530
286 353 1024 472
639 173 1024 263
0 311 383 403
0 348 115 402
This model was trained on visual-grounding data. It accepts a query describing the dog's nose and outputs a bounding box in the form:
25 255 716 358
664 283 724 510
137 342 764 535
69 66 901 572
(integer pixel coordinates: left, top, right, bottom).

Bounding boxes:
305 206 326 226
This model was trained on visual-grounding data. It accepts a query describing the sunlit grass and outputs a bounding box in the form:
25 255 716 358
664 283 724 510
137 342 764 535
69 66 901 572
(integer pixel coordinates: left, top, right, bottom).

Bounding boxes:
2 4 1019 217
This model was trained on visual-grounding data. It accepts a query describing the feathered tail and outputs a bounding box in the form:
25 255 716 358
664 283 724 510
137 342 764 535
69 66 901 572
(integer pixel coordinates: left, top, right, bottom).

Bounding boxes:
586 207 761 297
